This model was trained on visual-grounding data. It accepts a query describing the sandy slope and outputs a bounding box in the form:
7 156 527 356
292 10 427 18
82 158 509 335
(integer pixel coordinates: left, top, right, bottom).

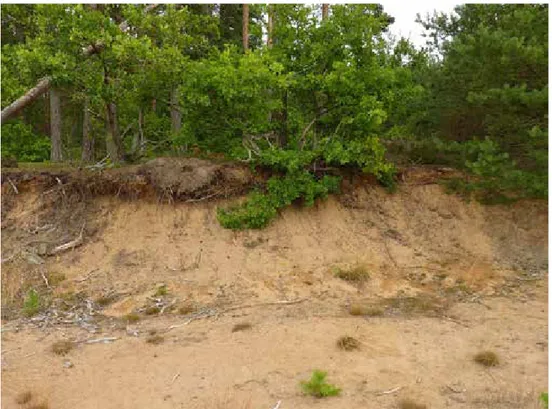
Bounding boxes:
1 180 548 409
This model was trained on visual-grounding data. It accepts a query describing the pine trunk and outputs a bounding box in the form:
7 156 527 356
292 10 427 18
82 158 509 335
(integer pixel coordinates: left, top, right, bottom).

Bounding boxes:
267 5 273 48
49 89 63 162
170 88 182 135
106 102 123 162
242 4 249 51
81 97 94 162
322 4 329 20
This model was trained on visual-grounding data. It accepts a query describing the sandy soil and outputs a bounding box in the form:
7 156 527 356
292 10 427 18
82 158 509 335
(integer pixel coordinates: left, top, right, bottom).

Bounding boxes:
1 175 548 409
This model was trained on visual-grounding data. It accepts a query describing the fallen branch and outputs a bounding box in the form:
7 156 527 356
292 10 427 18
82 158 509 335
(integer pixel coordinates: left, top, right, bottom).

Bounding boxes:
40 269 51 289
272 401 282 409
221 298 307 314
171 372 181 385
83 337 118 344
49 223 85 255
377 386 402 395
7 178 19 194
75 268 99 282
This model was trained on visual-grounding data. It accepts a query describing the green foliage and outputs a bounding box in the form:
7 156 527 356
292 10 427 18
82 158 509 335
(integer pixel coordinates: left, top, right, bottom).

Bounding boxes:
1 121 50 162
541 392 548 408
23 289 41 317
217 172 340 230
300 370 341 398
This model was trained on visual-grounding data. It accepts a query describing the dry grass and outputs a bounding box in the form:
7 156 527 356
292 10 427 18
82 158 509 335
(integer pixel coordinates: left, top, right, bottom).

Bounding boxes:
385 295 444 316
95 293 117 307
146 334 165 345
334 265 370 282
232 322 253 333
47 272 66 286
474 351 500 367
336 336 361 351
399 398 427 409
29 403 49 409
145 306 161 315
349 303 384 317
124 312 140 323
154 285 168 297
15 391 32 405
51 340 74 356
178 303 196 315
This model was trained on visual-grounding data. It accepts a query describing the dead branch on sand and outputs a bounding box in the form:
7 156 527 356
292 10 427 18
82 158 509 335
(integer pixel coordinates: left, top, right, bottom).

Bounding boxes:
49 223 85 255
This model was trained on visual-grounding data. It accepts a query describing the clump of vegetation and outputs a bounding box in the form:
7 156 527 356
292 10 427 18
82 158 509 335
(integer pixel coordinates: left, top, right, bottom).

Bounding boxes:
146 334 165 345
399 398 427 409
154 285 168 297
145 306 161 315
15 391 33 405
47 272 66 286
386 295 443 316
51 340 74 356
22 289 42 317
124 312 140 323
95 293 118 307
334 265 370 282
540 392 548 408
336 336 360 351
217 173 340 230
232 322 253 333
29 403 49 409
349 303 384 317
178 303 196 315
300 370 341 398
474 351 499 367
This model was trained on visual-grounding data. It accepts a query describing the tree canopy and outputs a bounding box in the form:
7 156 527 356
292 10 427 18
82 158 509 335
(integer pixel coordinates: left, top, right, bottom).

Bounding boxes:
1 4 548 226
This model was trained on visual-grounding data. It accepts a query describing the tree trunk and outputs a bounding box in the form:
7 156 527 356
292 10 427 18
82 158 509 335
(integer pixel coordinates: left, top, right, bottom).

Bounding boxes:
133 109 145 154
267 5 273 48
170 88 181 135
322 4 329 20
105 102 123 162
49 89 63 162
242 4 249 51
81 97 94 162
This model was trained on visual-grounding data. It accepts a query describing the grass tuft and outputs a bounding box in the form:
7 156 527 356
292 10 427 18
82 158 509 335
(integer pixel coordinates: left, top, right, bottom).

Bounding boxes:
29 403 49 409
474 350 499 367
51 340 74 356
23 289 41 317
399 398 427 409
15 391 33 405
349 303 384 317
300 370 341 398
146 334 165 345
336 336 360 351
334 265 370 282
232 322 252 333
154 285 168 297
178 303 196 315
145 306 161 315
124 312 140 323
95 293 117 307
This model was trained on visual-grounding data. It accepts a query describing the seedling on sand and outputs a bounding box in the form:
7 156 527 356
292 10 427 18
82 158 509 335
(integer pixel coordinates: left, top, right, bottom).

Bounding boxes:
232 322 252 333
300 370 341 398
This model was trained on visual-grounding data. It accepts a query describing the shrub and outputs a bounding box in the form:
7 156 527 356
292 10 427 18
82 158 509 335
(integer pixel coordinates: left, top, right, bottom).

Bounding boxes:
22 289 41 317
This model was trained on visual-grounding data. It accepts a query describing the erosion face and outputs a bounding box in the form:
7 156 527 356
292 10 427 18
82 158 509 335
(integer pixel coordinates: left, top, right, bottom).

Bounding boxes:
1 163 548 409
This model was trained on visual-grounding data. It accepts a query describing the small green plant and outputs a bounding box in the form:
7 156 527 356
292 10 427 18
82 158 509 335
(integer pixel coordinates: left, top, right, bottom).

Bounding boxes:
95 293 117 307
540 392 548 408
23 289 41 317
474 350 499 367
300 370 341 398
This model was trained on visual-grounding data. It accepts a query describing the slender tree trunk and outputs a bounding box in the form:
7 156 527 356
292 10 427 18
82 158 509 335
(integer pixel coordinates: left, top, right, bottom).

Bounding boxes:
49 89 63 161
81 97 94 162
133 108 145 154
170 88 181 135
267 5 273 48
322 4 329 20
105 102 123 162
242 4 249 52
152 99 157 112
